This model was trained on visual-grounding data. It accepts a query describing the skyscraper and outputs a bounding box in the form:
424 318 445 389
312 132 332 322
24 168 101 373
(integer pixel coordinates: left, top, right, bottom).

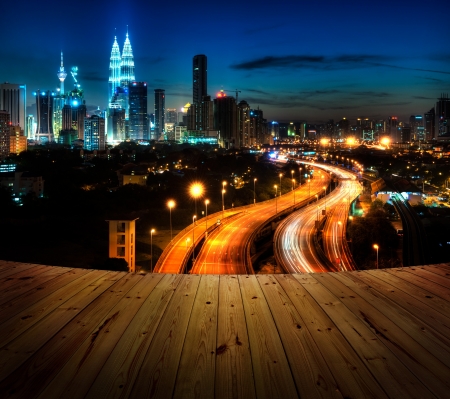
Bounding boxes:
0 110 10 159
129 82 148 140
154 89 165 140
0 83 26 136
57 52 67 95
193 55 207 105
108 36 121 101
436 94 450 138
214 91 237 148
35 90 54 143
84 115 105 151
424 108 435 141
120 32 135 88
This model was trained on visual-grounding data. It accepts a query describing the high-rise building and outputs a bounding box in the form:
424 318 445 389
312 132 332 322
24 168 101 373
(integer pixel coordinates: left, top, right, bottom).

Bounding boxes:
57 52 67 95
35 90 54 143
435 94 450 137
84 115 105 151
0 111 10 159
154 89 165 140
120 32 135 88
165 108 177 124
193 55 207 105
108 36 121 101
388 116 399 141
0 83 26 136
26 115 35 139
9 125 27 155
214 91 237 148
129 82 148 140
238 101 251 147
64 86 86 140
424 108 435 141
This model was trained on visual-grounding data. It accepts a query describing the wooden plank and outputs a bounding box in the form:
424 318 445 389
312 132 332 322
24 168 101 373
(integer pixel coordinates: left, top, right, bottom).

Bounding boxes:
385 268 450 302
0 267 94 326
0 266 72 306
0 272 139 398
370 269 450 317
84 274 183 399
0 262 43 279
214 275 255 399
238 275 299 399
318 272 450 397
37 273 165 399
0 265 49 291
125 274 201 399
258 274 343 399
278 274 387 399
421 265 450 278
293 273 434 398
346 270 450 347
403 266 450 288
173 275 219 399
0 270 120 381
0 269 108 346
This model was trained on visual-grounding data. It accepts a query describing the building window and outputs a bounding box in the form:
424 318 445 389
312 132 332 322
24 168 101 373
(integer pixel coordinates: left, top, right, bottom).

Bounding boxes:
117 222 125 232
117 247 125 257
117 235 125 245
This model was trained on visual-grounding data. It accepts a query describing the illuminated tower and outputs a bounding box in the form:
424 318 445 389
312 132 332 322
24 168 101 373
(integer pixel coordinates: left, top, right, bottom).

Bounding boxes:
0 83 26 135
57 52 67 95
109 36 121 101
120 31 135 88
35 90 54 143
154 89 165 140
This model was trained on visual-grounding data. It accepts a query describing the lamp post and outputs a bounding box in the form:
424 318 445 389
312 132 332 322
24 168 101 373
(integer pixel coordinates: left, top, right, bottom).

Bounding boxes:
323 186 327 211
222 181 227 218
253 178 257 205
150 228 155 273
192 215 197 263
274 185 278 214
205 199 209 237
299 167 302 185
293 179 296 204
167 200 175 241
373 244 379 269
291 170 294 190
279 173 282 196
190 183 204 224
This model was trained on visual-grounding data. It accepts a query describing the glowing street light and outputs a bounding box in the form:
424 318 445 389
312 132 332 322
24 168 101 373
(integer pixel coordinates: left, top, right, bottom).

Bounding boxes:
190 182 204 223
150 228 155 273
323 186 327 211
299 167 302 185
222 182 226 219
291 170 294 190
373 244 379 269
253 178 257 205
274 185 278 214
292 179 296 204
167 200 175 241
279 173 282 196
205 199 209 237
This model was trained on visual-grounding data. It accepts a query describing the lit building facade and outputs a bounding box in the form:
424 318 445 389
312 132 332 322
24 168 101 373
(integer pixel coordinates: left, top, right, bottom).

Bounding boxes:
84 115 105 151
214 91 237 148
128 82 148 140
0 83 26 136
9 125 27 155
107 218 138 273
193 55 207 104
0 111 10 159
35 90 54 143
436 94 450 138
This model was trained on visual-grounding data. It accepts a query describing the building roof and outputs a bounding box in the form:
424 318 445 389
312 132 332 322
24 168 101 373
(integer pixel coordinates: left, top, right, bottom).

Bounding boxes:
0 261 449 398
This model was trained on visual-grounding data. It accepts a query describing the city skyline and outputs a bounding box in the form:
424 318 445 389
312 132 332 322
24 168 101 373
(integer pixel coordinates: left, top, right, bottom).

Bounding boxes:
1 0 450 123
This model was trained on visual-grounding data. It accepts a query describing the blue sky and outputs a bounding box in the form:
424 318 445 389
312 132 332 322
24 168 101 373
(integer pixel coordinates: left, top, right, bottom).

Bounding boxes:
1 0 449 123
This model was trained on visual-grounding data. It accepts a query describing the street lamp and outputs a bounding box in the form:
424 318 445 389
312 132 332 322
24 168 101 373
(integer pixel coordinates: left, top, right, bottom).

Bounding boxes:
323 186 327 211
205 199 209 237
292 179 296 204
253 178 257 205
167 200 175 241
222 181 227 218
150 228 155 273
279 173 282 196
190 182 204 224
373 244 379 269
274 185 278 214
291 170 294 190
192 215 197 263
299 167 302 185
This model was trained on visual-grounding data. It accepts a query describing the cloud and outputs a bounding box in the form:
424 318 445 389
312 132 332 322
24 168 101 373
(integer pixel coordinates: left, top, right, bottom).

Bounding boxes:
350 91 391 98
230 54 450 75
412 95 435 100
81 72 104 82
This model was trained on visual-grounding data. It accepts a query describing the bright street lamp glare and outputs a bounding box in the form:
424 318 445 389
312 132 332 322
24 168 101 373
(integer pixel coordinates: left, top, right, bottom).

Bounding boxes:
167 200 175 208
190 183 204 198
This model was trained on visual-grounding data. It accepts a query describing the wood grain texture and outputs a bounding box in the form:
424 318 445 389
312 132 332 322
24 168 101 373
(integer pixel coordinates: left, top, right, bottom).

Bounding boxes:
238 274 299 399
215 275 255 399
297 273 435 398
173 275 219 399
259 274 343 399
282 274 388 399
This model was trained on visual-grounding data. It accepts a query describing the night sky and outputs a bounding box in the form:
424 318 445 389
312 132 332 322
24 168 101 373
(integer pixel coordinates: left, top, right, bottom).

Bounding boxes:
1 0 449 123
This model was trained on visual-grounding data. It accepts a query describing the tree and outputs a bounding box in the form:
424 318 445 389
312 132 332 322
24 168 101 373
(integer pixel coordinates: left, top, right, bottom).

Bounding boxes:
99 257 129 272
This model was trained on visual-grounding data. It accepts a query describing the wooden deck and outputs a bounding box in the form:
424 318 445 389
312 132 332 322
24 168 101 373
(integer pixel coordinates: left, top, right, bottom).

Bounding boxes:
0 260 449 398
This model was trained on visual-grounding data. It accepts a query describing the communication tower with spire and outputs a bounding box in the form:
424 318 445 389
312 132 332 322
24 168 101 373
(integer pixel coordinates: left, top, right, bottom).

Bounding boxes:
57 52 67 95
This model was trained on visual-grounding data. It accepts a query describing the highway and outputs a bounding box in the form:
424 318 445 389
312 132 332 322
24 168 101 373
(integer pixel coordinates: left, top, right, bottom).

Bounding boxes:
191 169 330 274
274 164 360 273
